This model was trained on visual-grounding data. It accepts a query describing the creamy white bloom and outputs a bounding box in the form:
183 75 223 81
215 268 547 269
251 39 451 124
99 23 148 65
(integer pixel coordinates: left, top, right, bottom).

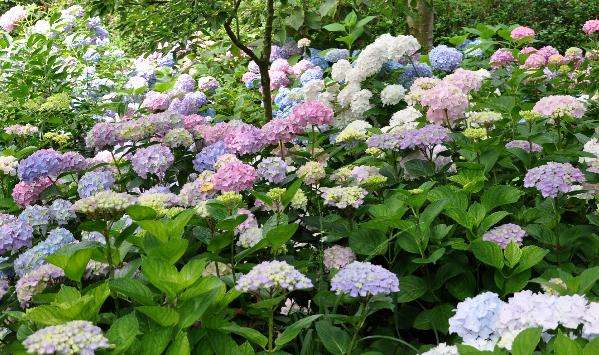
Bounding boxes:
380 84 406 106
331 59 352 82
0 156 18 176
350 89 373 115
384 106 422 132
302 79 324 101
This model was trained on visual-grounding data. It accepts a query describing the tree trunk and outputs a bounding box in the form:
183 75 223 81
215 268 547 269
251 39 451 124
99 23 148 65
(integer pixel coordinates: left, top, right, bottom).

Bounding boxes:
405 0 434 51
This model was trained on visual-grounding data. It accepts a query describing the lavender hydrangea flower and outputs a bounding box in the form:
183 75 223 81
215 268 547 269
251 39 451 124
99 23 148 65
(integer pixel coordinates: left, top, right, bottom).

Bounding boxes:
85 122 123 150
366 132 403 150
59 151 90 172
172 74 196 94
523 162 585 198
168 92 208 115
16 264 64 306
78 170 115 198
192 141 228 172
257 157 287 184
429 45 463 72
49 199 76 225
131 144 174 179
300 67 323 86
323 245 356 271
14 227 75 277
448 292 505 351
0 219 33 254
505 140 543 154
178 171 216 207
23 320 110 355
400 125 451 150
17 149 63 183
483 224 527 249
19 205 50 229
235 260 313 293
331 261 399 297
324 48 350 63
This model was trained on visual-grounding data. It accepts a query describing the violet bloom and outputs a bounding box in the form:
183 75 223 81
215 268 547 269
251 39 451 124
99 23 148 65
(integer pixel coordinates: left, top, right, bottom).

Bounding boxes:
482 224 527 249
523 162 585 198
131 144 174 179
17 149 63 183
331 261 399 297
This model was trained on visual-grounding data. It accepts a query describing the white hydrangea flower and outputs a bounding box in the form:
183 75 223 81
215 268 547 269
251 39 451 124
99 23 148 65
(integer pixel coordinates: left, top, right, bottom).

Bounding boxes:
421 343 459 355
380 84 406 106
331 59 351 82
350 89 373 115
337 82 361 108
237 227 263 248
0 156 18 176
302 79 324 101
384 106 422 132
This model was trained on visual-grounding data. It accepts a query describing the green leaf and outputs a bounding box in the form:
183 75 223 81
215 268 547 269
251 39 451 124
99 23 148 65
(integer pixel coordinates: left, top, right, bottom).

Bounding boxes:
46 242 95 282
220 325 267 348
480 185 523 212
319 0 338 17
513 246 548 274
141 257 181 298
140 327 173 355
136 306 179 326
285 7 304 31
177 288 219 328
412 248 445 264
323 23 345 32
511 327 541 355
396 276 428 303
349 228 387 256
343 11 357 27
136 220 170 242
578 266 599 294
413 304 453 334
404 159 436 177
109 278 155 306
478 211 510 233
420 199 448 228
166 332 190 355
315 321 351 355
275 315 322 350
554 333 582 355
282 178 303 208
126 205 157 220
266 223 298 250
584 337 599 355
355 15 376 28
504 240 522 268
167 209 195 239
106 312 140 354
146 239 188 264
471 240 504 269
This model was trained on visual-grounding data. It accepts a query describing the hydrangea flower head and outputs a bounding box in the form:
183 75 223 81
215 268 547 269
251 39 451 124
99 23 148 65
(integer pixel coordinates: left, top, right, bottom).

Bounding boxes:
17 149 63 183
331 261 399 297
297 161 326 185
490 48 515 66
193 141 228 172
23 320 110 355
224 123 265 155
212 161 257 192
236 260 313 292
78 170 115 198
257 157 287 184
261 118 295 145
400 125 451 150
169 92 209 115
16 264 64 306
163 128 193 148
141 91 171 112
131 144 174 179
448 292 504 350
0 219 33 254
532 95 586 119
320 186 368 208
380 84 406 106
12 177 53 207
0 5 28 32
237 227 263 248
0 156 18 176
14 227 75 277
323 245 356 271
505 140 542 154
583 20 599 35
420 83 469 125
523 162 585 198
178 171 216 206
19 205 50 228
197 76 220 92
510 26 535 39
74 191 137 217
288 101 334 129
429 45 463 72
443 68 483 93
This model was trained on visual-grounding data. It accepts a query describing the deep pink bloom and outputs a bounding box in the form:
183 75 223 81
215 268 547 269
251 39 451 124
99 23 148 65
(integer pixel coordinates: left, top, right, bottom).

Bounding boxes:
510 26 535 39
212 161 257 192
287 101 334 131
490 48 515 66
583 20 599 35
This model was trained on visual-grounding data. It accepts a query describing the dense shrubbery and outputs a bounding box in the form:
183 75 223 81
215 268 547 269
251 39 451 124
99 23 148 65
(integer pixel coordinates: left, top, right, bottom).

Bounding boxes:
0 3 599 355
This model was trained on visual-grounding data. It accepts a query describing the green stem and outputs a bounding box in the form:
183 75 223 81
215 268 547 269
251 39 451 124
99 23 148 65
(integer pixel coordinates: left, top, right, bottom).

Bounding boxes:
347 300 369 355
103 220 115 278
268 306 274 352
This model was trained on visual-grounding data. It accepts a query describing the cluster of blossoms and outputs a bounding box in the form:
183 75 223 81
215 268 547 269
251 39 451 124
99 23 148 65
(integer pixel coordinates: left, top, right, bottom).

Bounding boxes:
505 140 543 154
510 26 535 39
399 125 451 151
23 320 110 355
448 290 599 351
297 161 326 185
482 224 527 249
532 95 586 120
16 264 64 306
4 124 39 136
428 45 463 72
320 186 368 209
237 227 263 248
73 191 137 216
331 261 399 297
583 20 599 35
0 215 33 254
0 155 18 176
323 245 356 271
14 227 75 277
78 170 115 198
212 160 257 192
524 162 586 198
131 144 174 179
235 260 313 293
581 138 599 173
0 5 28 32
257 157 288 184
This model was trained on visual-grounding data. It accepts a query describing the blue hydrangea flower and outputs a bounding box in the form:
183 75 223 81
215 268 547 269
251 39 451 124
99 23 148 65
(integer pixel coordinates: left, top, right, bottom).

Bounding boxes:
158 52 175 67
49 199 76 225
307 48 329 70
460 39 484 58
257 157 287 184
13 227 75 277
192 141 228 172
396 62 433 88
78 170 115 198
429 45 463 72
168 92 209 115
17 149 63 183
19 205 50 228
331 261 399 297
0 220 33 254
448 292 504 350
300 67 323 86
324 48 350 63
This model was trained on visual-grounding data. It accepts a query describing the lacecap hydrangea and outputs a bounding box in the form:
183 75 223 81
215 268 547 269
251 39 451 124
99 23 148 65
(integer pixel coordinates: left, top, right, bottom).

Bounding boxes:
23 320 110 355
235 260 313 293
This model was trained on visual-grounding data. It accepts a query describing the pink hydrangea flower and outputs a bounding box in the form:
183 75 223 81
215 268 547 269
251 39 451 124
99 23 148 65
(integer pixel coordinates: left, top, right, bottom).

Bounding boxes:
261 119 295 145
420 83 469 126
12 177 53 207
521 53 546 69
223 123 265 155
212 161 257 192
269 70 290 91
519 47 538 55
292 59 316 76
547 54 565 65
537 46 559 59
490 48 515 66
510 26 535 39
287 101 334 131
141 91 171 112
271 59 293 74
443 68 483 93
0 6 28 32
583 20 599 35
532 95 586 119
202 122 234 145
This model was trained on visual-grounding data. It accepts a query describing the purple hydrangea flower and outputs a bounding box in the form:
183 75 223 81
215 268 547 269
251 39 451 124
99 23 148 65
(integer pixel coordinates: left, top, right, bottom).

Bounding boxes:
257 157 287 184
168 91 209 115
300 67 323 86
224 124 265 155
131 144 174 179
85 122 123 150
324 48 350 63
331 261 399 297
192 141 228 172
16 264 64 306
523 162 585 198
23 320 110 355
178 171 216 207
17 149 63 183
59 152 90 172
172 74 196 94
429 45 463 72
505 140 543 154
397 62 433 88
367 132 403 150
483 223 527 249
78 170 115 198
0 220 33 254
323 245 356 271
400 125 451 150
235 260 313 292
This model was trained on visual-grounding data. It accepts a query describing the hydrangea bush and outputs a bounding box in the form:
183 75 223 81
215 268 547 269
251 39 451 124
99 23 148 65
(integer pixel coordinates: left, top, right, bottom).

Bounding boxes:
0 5 598 354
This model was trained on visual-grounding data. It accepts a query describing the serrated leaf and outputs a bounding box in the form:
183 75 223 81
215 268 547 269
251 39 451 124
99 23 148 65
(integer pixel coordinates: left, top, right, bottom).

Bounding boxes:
275 314 322 349
471 240 504 269
137 306 179 326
